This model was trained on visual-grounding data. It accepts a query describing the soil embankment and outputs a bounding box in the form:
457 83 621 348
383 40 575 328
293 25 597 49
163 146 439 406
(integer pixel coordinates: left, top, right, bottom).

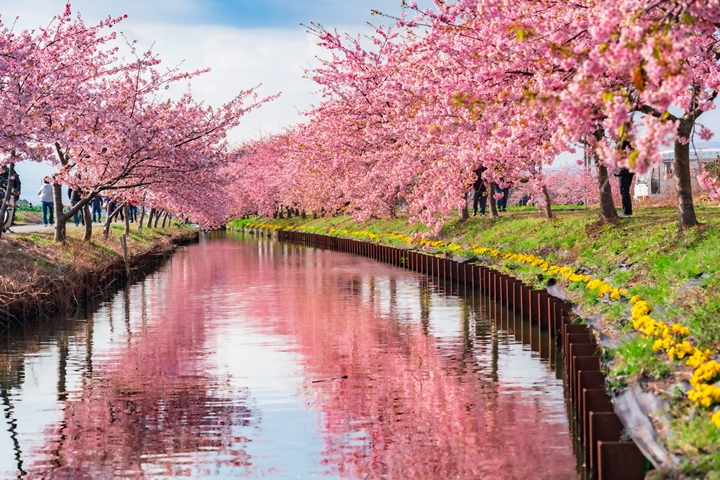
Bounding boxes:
0 223 198 325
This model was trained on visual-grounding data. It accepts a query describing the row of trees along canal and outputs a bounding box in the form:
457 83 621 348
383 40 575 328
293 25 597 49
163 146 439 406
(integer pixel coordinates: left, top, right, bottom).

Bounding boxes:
0 5 275 243
229 1 720 233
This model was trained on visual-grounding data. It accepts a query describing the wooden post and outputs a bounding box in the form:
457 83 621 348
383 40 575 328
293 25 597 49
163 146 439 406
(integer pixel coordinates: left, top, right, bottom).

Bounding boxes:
120 234 130 278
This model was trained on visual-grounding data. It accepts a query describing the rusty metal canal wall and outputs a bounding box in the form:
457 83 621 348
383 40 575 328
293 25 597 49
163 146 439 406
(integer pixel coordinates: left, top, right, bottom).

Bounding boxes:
265 228 650 480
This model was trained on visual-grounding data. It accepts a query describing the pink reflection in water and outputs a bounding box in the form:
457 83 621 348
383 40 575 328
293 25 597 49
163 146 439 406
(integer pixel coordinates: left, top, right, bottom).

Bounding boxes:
228 238 579 479
23 234 578 479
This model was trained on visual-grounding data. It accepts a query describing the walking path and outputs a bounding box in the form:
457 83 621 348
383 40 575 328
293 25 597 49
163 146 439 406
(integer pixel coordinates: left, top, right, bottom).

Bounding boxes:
7 223 99 234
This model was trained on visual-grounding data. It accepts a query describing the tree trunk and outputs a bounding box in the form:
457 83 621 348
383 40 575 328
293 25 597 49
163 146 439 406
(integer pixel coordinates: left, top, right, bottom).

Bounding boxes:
161 212 168 228
301 211 307 219
592 128 619 224
138 207 146 230
124 206 130 235
489 182 499 217
103 202 125 239
54 190 95 243
541 185 554 220
153 210 161 228
674 120 699 230
146 208 155 229
458 193 469 222
0 162 15 239
102 211 113 239
83 204 92 241
595 162 619 224
53 183 67 242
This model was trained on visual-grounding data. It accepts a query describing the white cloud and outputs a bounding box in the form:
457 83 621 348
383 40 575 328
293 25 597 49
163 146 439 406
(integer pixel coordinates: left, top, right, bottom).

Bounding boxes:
121 23 329 142
1 1 348 190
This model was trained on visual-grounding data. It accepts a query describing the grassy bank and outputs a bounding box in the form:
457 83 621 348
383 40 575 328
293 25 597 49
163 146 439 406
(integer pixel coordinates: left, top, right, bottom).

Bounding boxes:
0 223 197 324
229 204 720 476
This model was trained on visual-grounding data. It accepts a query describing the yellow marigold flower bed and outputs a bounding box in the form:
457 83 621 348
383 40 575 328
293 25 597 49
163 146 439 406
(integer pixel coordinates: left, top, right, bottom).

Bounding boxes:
628 295 720 425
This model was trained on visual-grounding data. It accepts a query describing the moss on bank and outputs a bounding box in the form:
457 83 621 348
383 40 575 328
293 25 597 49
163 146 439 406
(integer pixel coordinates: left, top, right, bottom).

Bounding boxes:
229 204 720 476
0 223 197 324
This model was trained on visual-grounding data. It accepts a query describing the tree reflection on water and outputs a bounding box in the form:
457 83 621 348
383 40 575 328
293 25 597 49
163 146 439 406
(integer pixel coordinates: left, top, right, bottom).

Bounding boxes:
3 234 578 479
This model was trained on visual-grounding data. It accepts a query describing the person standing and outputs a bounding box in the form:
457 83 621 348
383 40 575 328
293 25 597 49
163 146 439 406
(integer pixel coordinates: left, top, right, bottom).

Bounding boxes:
1 165 21 230
68 187 83 227
495 179 511 212
37 177 54 226
90 195 104 223
615 141 635 217
128 201 138 223
106 197 124 222
472 167 488 216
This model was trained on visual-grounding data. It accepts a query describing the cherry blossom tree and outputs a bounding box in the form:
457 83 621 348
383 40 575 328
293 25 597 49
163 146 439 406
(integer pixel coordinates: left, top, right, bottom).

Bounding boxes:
0 5 125 238
557 0 720 228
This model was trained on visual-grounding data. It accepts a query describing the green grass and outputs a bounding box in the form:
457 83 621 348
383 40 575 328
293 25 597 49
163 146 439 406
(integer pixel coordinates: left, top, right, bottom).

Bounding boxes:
669 414 720 476
27 234 53 245
16 205 41 213
608 335 672 382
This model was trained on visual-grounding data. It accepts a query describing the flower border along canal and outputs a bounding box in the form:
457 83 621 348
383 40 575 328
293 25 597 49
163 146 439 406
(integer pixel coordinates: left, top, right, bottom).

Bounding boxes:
230 215 720 477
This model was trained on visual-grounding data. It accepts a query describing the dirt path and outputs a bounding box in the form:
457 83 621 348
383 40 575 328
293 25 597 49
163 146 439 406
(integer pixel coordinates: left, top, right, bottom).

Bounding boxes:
8 223 92 234
7 223 116 234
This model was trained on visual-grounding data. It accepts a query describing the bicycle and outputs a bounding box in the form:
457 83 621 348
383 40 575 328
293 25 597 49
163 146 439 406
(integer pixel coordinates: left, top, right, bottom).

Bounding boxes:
1 196 16 233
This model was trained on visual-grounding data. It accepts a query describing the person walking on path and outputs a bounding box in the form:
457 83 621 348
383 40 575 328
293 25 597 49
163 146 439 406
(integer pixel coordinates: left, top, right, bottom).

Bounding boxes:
37 176 54 226
91 195 104 223
615 141 635 217
472 167 488 216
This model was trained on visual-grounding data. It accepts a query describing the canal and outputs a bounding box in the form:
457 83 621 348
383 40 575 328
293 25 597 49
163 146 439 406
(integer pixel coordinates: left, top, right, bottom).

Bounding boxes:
0 232 581 478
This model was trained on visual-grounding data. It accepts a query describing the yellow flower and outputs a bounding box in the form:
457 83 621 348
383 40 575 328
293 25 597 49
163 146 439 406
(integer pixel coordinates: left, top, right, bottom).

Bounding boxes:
712 410 720 428
686 349 713 369
631 301 652 319
669 341 695 360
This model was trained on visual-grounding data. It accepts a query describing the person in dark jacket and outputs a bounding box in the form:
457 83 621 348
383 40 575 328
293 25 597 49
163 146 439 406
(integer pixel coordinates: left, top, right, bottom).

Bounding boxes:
472 167 488 216
90 195 104 223
615 141 635 217
68 187 84 226
495 179 511 212
1 165 21 202
106 198 124 222
1 165 21 230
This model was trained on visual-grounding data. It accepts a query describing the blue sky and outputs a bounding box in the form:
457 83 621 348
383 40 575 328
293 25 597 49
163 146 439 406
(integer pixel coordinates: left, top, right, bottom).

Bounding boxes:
1 0 415 28
147 0 412 28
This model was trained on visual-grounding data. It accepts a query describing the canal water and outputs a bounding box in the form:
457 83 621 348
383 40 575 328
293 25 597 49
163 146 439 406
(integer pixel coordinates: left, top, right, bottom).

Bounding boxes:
0 232 581 479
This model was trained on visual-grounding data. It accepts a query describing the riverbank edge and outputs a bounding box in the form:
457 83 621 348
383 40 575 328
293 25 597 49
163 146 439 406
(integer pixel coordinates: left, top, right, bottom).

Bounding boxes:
0 226 199 325
228 212 720 478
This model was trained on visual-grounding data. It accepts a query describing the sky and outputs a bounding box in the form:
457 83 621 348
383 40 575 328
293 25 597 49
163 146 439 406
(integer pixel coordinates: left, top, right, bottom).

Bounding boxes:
1 0 419 198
